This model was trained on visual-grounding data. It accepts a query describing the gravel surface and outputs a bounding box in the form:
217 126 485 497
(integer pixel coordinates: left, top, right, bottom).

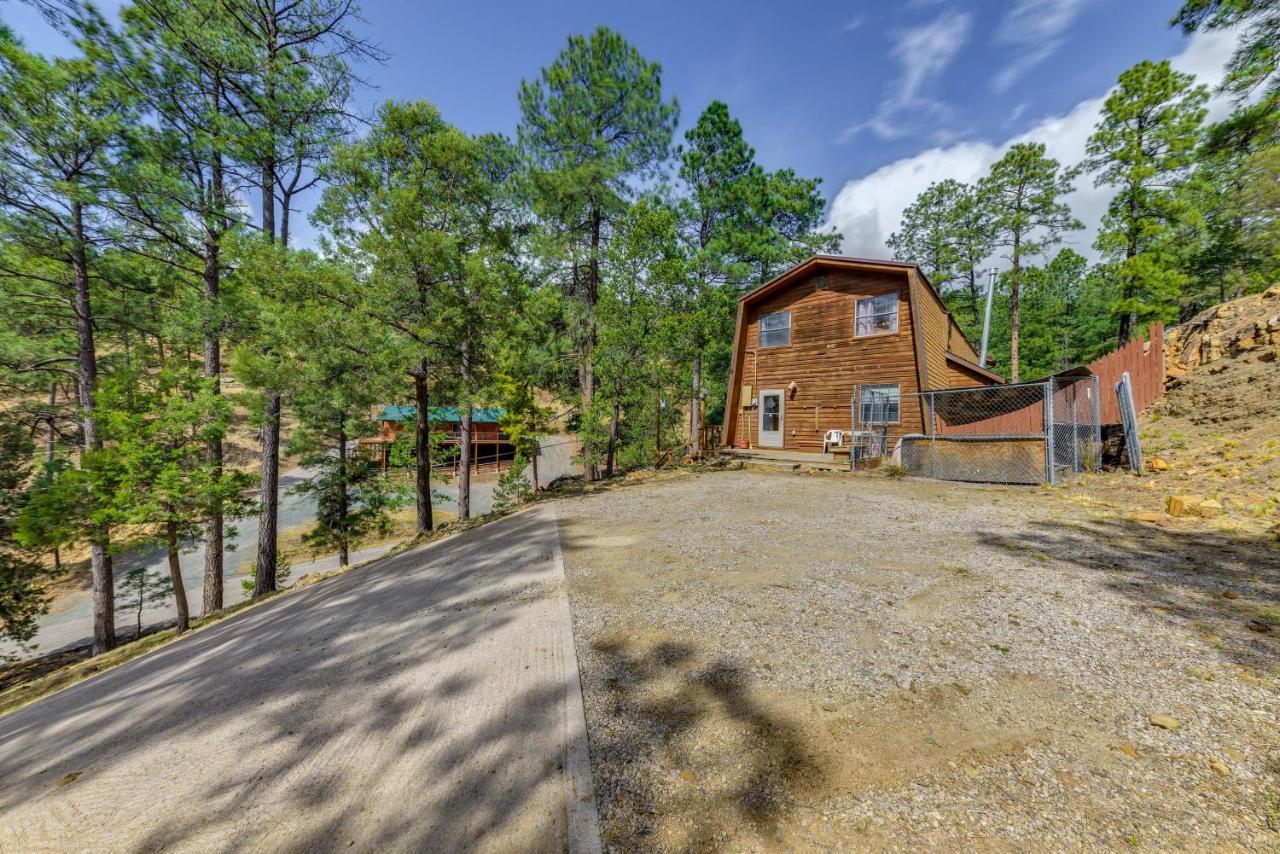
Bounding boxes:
556 467 1280 851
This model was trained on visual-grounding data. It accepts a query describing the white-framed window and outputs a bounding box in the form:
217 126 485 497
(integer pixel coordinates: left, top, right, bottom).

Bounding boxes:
859 383 900 424
855 293 898 336
758 311 791 348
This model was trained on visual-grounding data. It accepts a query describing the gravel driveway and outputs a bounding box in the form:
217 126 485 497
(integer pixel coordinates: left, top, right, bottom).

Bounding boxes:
556 468 1280 850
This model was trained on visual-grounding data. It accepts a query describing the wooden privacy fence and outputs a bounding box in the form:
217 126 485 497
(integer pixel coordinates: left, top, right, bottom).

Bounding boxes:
1085 322 1164 424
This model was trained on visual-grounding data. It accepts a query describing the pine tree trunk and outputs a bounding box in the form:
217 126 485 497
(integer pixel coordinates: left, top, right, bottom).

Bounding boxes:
457 407 473 520
254 148 281 600
166 519 190 634
967 268 981 327
253 391 281 598
201 239 224 616
72 199 114 655
337 415 349 567
46 383 61 573
689 352 702 460
413 366 433 533
581 207 602 482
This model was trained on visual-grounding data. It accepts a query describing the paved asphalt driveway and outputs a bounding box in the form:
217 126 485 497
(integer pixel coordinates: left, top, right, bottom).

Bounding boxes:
0 505 600 853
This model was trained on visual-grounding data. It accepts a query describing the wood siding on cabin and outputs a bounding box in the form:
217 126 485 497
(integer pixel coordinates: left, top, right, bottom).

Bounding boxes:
915 278 951 392
730 268 924 452
948 316 981 363
946 359 992 389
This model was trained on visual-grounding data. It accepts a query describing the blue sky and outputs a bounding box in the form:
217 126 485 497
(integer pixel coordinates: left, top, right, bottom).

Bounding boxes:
3 0 1237 258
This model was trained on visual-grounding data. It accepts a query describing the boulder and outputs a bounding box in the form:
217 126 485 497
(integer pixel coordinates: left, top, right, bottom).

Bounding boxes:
1197 498 1222 518
1166 494 1204 516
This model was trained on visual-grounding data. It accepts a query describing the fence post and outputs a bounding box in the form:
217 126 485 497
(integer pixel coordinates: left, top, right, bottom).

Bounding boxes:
929 392 937 479
1069 380 1079 474
1092 375 1102 470
1044 380 1056 485
849 385 858 472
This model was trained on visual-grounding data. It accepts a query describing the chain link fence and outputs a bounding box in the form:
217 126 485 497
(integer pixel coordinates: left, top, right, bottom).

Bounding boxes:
849 385 895 466
897 376 1100 485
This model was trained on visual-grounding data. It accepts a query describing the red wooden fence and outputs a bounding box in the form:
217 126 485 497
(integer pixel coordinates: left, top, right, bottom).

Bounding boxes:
1086 322 1164 425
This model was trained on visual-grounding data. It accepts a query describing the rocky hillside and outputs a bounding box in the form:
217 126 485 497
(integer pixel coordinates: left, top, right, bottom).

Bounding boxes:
1059 285 1280 536
1141 286 1280 531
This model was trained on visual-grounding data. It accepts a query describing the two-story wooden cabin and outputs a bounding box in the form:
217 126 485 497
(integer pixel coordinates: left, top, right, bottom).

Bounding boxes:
723 255 1002 454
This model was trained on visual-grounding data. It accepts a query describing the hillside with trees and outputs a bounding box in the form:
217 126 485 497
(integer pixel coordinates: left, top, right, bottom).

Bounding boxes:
0 0 1276 660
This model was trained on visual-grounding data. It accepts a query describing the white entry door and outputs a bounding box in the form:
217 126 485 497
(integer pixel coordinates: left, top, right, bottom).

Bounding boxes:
758 389 784 448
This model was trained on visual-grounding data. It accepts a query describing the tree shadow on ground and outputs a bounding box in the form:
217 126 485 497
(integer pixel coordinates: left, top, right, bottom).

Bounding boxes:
584 634 826 851
0 508 591 852
976 517 1280 671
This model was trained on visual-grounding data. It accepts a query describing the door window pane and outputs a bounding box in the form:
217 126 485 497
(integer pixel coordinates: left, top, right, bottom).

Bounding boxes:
761 394 781 431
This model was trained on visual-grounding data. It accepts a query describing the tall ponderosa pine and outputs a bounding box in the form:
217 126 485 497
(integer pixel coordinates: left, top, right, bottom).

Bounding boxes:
887 179 965 290
676 102 755 460
1083 60 1209 344
213 0 376 599
0 29 133 653
675 101 836 457
117 0 247 615
1182 103 1279 307
518 27 677 479
978 143 1082 382
888 178 997 333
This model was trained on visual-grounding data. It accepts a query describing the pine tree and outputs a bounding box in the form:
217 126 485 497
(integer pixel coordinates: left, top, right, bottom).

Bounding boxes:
1173 0 1280 104
1083 60 1209 343
887 179 966 290
314 101 524 523
0 420 49 651
0 25 134 653
517 27 677 480
979 143 1082 382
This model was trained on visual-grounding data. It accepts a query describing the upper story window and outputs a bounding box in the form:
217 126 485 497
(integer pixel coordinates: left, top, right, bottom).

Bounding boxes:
758 311 791 348
855 294 898 336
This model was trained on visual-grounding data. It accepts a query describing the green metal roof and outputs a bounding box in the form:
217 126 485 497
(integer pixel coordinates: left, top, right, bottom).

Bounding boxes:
377 405 506 424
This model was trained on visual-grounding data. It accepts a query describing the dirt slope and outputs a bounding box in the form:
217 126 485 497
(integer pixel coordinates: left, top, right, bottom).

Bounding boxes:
1060 286 1280 534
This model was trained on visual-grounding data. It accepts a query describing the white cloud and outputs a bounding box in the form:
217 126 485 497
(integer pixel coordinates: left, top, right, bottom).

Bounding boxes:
825 26 1240 262
844 10 972 141
992 0 1090 92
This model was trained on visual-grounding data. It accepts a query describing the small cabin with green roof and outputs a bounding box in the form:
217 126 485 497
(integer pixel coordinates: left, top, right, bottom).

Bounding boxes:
363 405 514 473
